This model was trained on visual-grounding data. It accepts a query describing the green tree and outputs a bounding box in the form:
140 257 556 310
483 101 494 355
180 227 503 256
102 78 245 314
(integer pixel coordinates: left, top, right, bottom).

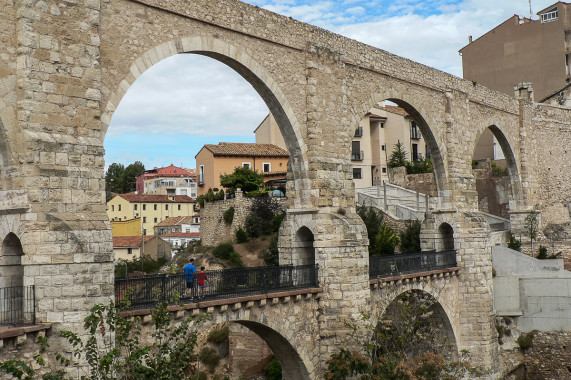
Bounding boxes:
399 220 421 254
219 166 264 193
388 141 408 168
507 233 521 252
524 210 539 255
105 161 145 201
123 161 145 192
244 213 263 241
374 225 400 255
357 205 384 255
250 196 281 235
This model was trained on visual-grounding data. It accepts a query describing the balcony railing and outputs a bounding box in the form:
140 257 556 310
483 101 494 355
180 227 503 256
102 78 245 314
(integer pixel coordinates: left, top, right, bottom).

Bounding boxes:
351 150 364 161
369 251 457 279
0 285 36 326
198 175 205 186
115 264 319 311
354 127 363 137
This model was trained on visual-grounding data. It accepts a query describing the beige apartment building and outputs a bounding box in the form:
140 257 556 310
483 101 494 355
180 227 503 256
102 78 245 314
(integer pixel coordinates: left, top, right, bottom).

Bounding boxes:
195 142 289 196
460 2 571 101
107 193 197 236
256 104 426 189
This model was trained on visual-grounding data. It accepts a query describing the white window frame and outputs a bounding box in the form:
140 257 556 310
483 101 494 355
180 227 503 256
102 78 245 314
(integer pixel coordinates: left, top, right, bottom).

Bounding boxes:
262 162 271 173
242 162 251 169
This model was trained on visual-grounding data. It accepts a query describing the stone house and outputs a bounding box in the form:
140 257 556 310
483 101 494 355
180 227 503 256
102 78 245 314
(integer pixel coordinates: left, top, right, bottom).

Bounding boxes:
113 235 172 261
195 142 289 196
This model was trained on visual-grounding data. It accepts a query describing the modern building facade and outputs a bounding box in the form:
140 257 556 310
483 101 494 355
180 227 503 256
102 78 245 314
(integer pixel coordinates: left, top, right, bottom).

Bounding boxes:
459 2 571 101
107 193 197 236
195 142 289 196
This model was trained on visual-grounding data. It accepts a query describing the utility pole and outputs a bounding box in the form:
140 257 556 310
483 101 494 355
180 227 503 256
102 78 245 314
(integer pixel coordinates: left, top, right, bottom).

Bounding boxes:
529 0 533 19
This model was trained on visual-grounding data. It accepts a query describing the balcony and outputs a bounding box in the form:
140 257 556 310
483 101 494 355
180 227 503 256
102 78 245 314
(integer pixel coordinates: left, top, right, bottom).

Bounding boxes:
198 175 205 186
354 127 363 137
410 128 421 140
351 150 364 161
0 285 36 326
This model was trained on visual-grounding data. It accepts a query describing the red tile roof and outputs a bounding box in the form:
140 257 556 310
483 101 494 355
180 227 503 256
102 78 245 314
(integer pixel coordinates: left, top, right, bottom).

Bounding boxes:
202 143 289 157
383 105 409 117
160 232 200 238
156 164 193 177
113 235 156 248
118 193 196 203
155 216 194 226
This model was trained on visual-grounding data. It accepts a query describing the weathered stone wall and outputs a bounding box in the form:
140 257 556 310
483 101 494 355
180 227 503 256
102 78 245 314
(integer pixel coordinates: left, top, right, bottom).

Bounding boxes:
522 332 571 379
389 167 438 197
200 191 286 246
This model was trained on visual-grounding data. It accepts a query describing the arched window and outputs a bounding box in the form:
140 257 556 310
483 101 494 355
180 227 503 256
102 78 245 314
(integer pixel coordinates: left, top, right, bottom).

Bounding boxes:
1 233 24 288
437 223 455 251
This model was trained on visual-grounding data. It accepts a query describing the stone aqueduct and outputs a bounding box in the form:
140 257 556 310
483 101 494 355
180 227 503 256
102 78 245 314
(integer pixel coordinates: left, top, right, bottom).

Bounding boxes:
1 0 571 377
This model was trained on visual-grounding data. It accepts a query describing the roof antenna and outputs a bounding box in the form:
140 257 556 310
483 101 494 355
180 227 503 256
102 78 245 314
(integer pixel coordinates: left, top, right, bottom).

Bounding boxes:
529 0 533 19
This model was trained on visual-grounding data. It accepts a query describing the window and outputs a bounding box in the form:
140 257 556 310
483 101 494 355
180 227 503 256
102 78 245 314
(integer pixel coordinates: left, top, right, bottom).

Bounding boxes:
425 145 431 159
143 229 147 235
112 205 114 211
199 165 205 185
412 143 419 161
128 248 133 255
154 218 158 223
381 144 386 151
242 162 251 169
382 167 387 173
154 204 157 210
263 163 271 173
351 141 363 161
143 217 146 222
353 168 362 179
354 127 363 137
118 204 121 211
541 7 558 23
143 204 146 210
178 205 181 210
567 54 571 75
134 204 137 210
410 121 421 140
165 204 168 210
180 189 187 195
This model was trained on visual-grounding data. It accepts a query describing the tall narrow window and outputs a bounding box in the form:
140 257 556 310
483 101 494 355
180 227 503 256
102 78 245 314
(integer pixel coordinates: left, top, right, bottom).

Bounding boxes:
263 163 271 173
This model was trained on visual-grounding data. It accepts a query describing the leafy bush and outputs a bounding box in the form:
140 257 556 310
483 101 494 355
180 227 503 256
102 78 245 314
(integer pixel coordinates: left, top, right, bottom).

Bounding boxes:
507 233 521 252
250 196 281 235
199 347 220 371
235 227 248 244
207 327 229 344
517 332 534 349
265 356 282 380
245 188 270 198
405 157 433 174
491 162 508 176
357 205 384 255
537 245 547 259
197 189 225 208
212 242 235 260
262 234 279 266
228 252 244 268
399 221 421 254
223 206 235 224
245 213 263 240
272 211 286 232
374 224 400 255
220 166 264 193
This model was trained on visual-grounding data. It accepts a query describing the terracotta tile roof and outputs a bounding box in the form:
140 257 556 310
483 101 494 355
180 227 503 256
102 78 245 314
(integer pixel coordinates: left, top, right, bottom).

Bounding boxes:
118 193 196 203
156 164 193 177
113 235 155 248
160 232 200 238
262 171 287 177
155 216 193 226
382 105 409 117
203 143 289 157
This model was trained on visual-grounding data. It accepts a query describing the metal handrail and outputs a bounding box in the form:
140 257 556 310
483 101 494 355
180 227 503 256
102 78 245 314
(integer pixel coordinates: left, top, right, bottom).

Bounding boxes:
0 285 36 326
115 264 319 311
369 250 457 279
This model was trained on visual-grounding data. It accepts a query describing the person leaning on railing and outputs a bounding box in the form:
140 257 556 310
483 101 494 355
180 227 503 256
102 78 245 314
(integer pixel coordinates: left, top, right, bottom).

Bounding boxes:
184 258 196 298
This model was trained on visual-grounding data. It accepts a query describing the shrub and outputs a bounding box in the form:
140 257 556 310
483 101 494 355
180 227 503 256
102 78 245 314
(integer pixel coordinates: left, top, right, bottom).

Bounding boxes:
199 347 220 371
357 205 384 254
245 213 263 240
262 234 279 266
517 332 534 349
207 327 229 344
212 242 234 260
507 233 521 252
223 207 234 224
374 224 400 255
537 245 547 259
272 211 286 232
405 157 433 174
228 252 244 268
265 356 282 380
491 162 508 176
399 220 421 254
235 227 248 244
250 196 281 235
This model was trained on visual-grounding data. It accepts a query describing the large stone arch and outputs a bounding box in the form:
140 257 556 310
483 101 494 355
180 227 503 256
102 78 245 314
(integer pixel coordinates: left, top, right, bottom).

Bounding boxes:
472 123 524 211
100 37 308 186
356 89 449 199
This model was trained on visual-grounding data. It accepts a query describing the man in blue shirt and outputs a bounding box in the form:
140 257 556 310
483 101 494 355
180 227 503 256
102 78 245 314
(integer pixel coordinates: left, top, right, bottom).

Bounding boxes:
184 258 196 297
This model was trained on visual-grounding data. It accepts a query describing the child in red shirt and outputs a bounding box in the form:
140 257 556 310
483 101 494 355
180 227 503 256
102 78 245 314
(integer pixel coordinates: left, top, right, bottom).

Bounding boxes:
197 266 208 298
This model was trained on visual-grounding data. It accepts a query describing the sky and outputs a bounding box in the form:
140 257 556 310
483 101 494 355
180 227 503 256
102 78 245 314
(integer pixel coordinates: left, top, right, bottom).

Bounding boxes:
105 0 555 170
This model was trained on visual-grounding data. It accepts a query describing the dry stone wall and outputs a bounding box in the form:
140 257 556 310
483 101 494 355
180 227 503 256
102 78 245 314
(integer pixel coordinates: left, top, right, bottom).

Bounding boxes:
522 332 571 379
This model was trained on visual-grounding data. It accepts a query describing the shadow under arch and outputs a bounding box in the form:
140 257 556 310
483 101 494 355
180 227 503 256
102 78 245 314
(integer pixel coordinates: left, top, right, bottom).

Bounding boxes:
472 124 523 211
1 232 24 288
380 289 457 360
437 222 455 251
234 320 310 379
101 37 308 184
293 226 315 266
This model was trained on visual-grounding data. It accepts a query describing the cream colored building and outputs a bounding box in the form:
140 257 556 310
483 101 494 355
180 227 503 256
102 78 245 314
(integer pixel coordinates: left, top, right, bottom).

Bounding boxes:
257 104 427 189
107 193 197 236
195 142 289 196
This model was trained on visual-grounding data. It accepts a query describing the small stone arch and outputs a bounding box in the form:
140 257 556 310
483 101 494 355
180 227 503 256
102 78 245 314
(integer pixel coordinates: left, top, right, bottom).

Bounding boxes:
0 232 24 288
101 37 308 190
437 223 455 252
378 289 457 360
355 90 449 199
292 226 315 266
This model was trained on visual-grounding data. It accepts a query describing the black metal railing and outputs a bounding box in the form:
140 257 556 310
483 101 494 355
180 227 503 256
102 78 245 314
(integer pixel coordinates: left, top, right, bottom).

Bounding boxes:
0 285 36 326
369 251 457 279
115 264 319 311
354 127 363 137
352 150 364 161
